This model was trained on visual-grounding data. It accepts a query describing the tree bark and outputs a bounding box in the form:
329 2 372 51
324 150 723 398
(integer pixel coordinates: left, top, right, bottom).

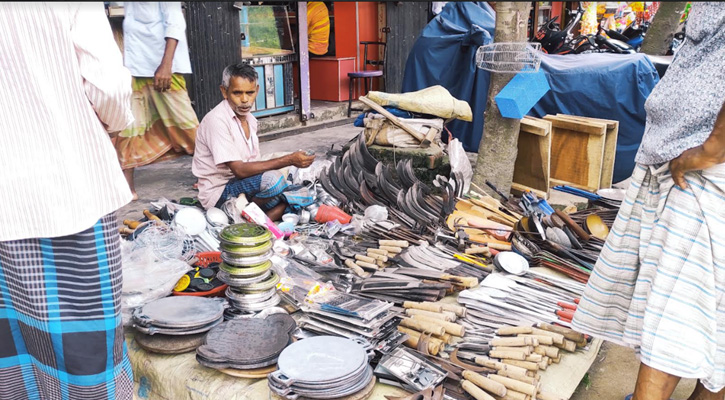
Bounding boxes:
640 2 687 56
472 2 532 197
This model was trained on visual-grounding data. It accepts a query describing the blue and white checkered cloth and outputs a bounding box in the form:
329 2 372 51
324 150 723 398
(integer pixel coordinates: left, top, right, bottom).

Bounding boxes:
572 163 725 392
0 213 133 399
216 170 292 210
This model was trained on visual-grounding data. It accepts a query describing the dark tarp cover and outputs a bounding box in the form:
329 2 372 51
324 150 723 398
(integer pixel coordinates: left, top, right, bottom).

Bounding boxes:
401 2 660 183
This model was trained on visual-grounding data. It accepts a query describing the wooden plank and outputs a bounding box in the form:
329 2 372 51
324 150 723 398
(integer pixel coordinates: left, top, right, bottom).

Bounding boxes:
511 183 548 200
358 96 430 146
543 115 607 136
514 117 551 194
601 121 619 188
520 117 549 136
545 115 606 192
556 113 617 129
554 114 619 188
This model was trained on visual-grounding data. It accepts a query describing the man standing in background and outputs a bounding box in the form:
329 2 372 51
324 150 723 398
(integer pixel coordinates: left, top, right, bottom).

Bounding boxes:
0 3 134 399
116 2 199 200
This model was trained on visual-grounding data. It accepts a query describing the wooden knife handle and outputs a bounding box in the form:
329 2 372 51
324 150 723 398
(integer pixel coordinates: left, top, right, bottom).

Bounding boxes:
554 209 590 241
497 326 533 336
355 254 376 264
440 274 479 288
123 219 141 229
462 371 507 397
379 245 403 254
143 209 161 221
411 315 465 336
379 240 409 248
462 380 497 400
399 318 446 336
488 374 538 397
403 301 443 313
536 322 585 343
438 303 467 317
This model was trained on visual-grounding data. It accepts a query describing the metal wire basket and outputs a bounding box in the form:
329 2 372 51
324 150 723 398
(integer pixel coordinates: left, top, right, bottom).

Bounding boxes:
475 42 542 73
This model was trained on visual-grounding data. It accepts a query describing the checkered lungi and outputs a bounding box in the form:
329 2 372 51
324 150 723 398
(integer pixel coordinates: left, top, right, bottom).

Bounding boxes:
0 214 133 399
572 163 725 392
215 170 289 210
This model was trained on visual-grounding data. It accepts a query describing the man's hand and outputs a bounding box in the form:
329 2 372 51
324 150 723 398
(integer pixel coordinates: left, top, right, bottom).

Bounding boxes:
289 151 316 168
154 63 172 92
670 141 725 189
669 101 725 189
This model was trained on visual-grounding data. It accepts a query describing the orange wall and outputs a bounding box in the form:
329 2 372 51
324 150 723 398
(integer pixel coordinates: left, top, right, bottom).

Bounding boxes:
330 2 384 95
333 2 357 59
357 2 379 70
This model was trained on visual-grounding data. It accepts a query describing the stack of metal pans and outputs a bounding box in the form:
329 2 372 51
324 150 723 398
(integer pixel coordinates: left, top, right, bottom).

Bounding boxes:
217 223 280 315
132 296 225 336
196 314 295 371
268 336 374 399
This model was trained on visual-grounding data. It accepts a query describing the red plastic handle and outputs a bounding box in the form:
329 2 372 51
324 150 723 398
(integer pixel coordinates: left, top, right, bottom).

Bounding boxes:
556 309 575 320
558 302 577 311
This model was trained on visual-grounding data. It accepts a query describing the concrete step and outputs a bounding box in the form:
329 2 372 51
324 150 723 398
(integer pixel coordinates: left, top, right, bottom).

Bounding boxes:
258 100 363 142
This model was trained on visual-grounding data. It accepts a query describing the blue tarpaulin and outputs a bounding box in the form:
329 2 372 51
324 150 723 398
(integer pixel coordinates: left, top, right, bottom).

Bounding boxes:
401 2 660 183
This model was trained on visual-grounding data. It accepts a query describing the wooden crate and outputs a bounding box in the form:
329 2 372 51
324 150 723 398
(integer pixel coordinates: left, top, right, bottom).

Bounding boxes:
543 114 608 192
554 114 619 189
512 116 552 198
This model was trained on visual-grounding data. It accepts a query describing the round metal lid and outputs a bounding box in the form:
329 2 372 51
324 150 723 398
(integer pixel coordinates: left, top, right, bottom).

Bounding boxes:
133 296 225 329
221 250 274 267
228 271 280 293
494 251 530 276
217 269 271 286
220 261 272 278
218 223 272 246
220 240 273 257
274 336 368 385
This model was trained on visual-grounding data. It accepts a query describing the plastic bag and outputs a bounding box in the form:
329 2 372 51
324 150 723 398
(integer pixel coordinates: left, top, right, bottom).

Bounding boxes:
119 229 192 327
364 205 388 222
289 159 333 185
447 138 473 194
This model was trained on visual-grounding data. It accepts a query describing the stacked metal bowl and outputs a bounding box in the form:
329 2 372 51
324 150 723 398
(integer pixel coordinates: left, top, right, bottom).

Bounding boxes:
217 223 280 316
268 336 374 399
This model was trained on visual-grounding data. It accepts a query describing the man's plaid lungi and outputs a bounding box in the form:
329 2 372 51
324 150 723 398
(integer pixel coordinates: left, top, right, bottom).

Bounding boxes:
0 214 133 399
572 163 725 392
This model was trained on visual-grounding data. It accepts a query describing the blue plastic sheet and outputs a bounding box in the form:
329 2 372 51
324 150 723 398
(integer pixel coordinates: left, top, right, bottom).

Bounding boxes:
353 107 415 127
401 2 660 183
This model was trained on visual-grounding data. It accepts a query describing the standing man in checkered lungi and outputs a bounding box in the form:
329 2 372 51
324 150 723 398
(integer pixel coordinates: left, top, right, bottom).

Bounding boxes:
0 3 135 399
571 3 725 400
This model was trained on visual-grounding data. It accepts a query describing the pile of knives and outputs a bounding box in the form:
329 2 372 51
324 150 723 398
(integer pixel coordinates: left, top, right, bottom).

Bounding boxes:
352 243 488 305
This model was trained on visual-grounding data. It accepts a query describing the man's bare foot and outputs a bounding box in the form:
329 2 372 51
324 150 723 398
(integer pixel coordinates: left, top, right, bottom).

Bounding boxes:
131 192 139 201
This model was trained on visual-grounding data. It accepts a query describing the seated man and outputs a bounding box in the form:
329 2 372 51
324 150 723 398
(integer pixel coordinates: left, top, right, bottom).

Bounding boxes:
192 64 315 220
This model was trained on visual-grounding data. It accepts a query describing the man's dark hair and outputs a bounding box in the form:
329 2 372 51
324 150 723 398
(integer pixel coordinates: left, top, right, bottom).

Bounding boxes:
221 63 258 88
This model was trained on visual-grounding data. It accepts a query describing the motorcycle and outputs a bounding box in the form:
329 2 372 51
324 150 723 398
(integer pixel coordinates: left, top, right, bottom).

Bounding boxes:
570 26 637 54
533 4 584 54
534 2 637 55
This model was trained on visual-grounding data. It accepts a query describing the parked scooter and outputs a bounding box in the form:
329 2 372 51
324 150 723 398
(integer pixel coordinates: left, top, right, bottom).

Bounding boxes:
533 4 584 54
571 26 637 54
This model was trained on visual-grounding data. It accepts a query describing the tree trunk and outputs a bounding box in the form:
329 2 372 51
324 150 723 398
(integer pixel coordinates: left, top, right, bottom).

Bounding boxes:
472 2 532 197
640 2 686 56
